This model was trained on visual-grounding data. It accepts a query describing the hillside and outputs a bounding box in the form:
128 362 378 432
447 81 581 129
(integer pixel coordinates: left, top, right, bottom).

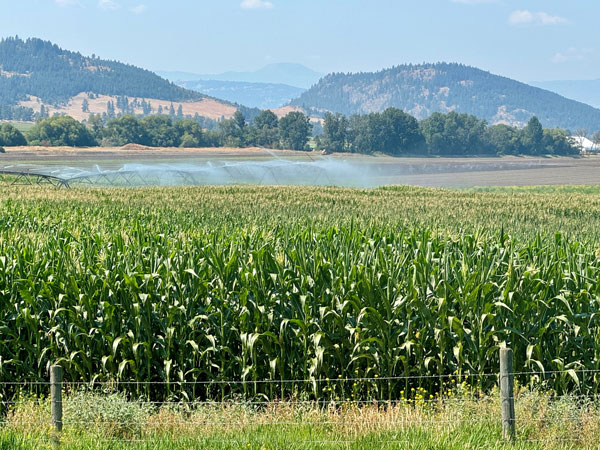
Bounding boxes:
176 80 306 109
290 63 600 131
0 37 238 122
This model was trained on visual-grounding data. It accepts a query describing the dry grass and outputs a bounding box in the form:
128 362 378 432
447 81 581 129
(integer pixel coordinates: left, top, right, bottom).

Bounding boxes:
4 390 600 448
18 93 237 121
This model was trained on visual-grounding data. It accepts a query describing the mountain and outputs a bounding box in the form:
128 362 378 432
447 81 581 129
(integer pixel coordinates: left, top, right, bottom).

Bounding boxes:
159 63 323 89
0 37 239 122
290 63 600 131
175 80 306 109
530 79 600 110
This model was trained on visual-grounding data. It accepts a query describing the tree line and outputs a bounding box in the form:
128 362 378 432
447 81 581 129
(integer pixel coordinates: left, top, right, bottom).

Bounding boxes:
0 108 584 156
0 110 314 150
318 109 581 156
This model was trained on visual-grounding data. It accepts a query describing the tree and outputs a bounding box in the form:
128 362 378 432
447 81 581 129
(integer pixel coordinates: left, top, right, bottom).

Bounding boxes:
104 115 148 146
380 107 424 155
279 111 312 150
141 115 179 147
0 123 27 146
250 110 279 148
542 129 580 156
87 114 104 142
175 120 204 148
323 112 348 153
106 101 115 118
219 111 247 147
592 131 600 152
484 124 520 155
82 98 89 113
520 116 544 155
27 116 97 146
420 112 487 155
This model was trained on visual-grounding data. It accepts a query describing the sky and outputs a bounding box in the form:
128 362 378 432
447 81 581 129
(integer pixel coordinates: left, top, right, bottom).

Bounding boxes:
0 0 598 82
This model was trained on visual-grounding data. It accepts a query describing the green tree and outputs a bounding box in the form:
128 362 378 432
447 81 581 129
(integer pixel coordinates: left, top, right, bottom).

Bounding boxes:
323 112 348 153
542 129 580 156
219 111 247 147
0 123 27 146
520 116 544 155
175 120 204 148
279 111 312 150
104 115 148 146
420 112 487 155
484 124 520 155
87 114 104 142
380 107 424 155
27 116 97 147
141 115 179 147
82 98 89 113
250 110 279 148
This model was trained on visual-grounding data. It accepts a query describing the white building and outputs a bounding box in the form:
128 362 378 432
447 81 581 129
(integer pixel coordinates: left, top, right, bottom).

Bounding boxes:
570 136 599 154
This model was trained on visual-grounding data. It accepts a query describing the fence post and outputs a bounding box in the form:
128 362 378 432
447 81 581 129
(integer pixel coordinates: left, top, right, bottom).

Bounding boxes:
499 348 515 441
50 365 63 433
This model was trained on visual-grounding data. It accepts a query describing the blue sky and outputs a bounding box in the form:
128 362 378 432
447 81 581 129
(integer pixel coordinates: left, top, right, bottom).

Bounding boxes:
0 0 597 82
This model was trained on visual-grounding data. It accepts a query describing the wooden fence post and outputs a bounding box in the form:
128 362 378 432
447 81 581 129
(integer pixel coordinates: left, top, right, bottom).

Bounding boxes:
500 348 515 441
50 365 63 433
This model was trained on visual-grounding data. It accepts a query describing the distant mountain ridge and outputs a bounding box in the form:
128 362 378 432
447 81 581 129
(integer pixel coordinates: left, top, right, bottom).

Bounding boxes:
175 79 306 109
290 63 600 131
159 63 323 89
0 36 242 122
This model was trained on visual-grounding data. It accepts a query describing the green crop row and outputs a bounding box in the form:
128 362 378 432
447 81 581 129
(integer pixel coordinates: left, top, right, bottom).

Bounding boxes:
2 186 600 400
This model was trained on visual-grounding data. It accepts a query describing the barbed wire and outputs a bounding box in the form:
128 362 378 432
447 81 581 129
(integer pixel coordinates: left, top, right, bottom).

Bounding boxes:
3 367 600 387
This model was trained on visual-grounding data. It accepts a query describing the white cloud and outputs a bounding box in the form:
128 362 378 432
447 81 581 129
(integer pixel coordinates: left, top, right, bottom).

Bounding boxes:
130 4 147 14
240 0 273 10
509 10 568 26
552 47 594 64
98 0 120 11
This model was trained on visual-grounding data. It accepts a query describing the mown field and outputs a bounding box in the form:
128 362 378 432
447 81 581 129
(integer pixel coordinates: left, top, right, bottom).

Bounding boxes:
3 184 600 448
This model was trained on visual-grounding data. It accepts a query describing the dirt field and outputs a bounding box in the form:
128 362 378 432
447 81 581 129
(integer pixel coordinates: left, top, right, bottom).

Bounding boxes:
2 147 600 187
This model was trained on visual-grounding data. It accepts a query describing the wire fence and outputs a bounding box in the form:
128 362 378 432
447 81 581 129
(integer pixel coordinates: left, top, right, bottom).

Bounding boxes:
3 354 600 447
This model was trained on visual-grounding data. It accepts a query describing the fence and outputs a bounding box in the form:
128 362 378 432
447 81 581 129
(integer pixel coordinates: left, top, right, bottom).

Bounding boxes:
2 347 600 447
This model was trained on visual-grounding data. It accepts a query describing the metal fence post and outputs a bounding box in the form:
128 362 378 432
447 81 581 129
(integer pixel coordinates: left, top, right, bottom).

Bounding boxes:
50 365 63 432
500 348 515 441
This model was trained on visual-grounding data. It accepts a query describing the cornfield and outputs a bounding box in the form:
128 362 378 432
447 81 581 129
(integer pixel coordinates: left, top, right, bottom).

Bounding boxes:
2 185 600 399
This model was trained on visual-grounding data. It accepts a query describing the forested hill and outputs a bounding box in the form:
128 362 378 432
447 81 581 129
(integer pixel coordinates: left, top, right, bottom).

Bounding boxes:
0 37 203 105
0 37 253 123
290 63 600 131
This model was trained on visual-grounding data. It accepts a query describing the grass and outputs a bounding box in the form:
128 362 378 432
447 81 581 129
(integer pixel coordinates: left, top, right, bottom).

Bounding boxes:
2 388 599 449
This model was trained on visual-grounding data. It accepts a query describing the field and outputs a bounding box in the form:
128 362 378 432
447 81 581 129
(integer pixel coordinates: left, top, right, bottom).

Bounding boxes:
0 121 34 133
3 148 600 187
3 183 600 447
